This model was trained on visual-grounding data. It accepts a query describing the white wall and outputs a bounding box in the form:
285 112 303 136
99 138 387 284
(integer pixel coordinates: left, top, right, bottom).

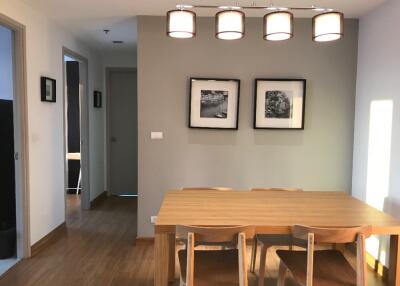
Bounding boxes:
0 25 13 100
88 58 106 203
0 0 104 245
103 52 136 69
352 0 400 266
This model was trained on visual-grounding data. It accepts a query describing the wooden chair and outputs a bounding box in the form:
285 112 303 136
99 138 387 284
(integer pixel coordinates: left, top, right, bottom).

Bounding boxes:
182 187 233 191
277 225 371 286
176 225 255 286
249 188 304 286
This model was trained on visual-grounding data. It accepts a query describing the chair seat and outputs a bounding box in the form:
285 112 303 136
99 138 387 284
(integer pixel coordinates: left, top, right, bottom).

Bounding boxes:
257 234 306 248
277 249 357 286
178 249 240 286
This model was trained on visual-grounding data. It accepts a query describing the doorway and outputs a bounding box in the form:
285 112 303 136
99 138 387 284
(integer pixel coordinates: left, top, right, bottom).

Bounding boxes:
106 68 138 196
0 24 18 275
63 49 90 211
0 14 30 275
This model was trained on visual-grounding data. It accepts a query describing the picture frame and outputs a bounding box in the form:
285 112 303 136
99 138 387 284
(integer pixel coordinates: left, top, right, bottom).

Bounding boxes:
189 78 240 130
94 91 102 108
254 78 306 129
40 77 56 102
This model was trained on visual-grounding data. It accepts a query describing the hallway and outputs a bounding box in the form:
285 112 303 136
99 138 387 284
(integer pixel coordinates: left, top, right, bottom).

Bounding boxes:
0 196 154 286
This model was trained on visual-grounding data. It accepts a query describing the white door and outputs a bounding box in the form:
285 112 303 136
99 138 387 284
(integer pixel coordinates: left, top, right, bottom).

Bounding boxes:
108 69 137 196
78 60 90 209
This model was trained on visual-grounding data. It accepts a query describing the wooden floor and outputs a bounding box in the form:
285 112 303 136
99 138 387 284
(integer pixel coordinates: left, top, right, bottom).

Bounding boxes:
0 195 386 286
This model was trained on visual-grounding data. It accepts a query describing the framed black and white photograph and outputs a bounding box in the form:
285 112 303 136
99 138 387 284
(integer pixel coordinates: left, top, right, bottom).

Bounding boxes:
189 78 240 129
41 77 56 102
254 79 306 129
94 91 102 108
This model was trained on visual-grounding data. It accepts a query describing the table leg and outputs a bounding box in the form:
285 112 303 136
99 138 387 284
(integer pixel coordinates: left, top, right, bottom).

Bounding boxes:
389 235 400 286
168 233 176 283
154 232 176 286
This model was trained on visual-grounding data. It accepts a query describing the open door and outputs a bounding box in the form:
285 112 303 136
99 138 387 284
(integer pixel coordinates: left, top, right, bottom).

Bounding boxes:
0 17 30 273
0 26 16 270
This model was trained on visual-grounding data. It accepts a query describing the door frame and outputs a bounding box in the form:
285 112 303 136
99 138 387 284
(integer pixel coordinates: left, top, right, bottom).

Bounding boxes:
105 67 137 196
0 14 31 258
62 47 91 210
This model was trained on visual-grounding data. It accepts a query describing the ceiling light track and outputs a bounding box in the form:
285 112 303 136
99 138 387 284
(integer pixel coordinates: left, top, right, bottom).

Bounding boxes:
167 3 344 42
177 4 333 12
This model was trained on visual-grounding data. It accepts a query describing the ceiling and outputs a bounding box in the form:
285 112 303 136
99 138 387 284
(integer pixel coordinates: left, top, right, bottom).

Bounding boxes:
21 0 387 56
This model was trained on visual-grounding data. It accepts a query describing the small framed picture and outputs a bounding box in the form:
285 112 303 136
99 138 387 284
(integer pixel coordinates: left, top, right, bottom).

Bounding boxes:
41 77 56 102
189 78 240 130
94 91 102 108
254 79 306 129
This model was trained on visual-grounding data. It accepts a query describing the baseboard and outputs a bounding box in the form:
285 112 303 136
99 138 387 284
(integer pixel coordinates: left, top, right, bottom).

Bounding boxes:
135 236 154 244
90 191 107 208
31 222 66 257
366 251 388 281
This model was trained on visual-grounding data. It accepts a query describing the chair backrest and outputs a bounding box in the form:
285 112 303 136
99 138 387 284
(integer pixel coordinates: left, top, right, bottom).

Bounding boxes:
182 187 233 191
176 225 255 243
292 225 371 243
178 225 254 286
251 188 303 192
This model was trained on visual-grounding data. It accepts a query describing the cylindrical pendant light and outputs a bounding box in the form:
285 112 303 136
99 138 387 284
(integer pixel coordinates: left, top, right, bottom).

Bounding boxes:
263 11 293 41
312 12 343 42
167 10 196 38
215 10 245 40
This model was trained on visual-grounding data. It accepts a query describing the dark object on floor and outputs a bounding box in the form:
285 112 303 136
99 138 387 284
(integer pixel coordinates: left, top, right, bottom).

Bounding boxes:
0 223 16 259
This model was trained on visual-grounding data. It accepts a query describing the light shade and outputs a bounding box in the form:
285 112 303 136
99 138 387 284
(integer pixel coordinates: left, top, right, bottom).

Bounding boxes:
167 10 196 38
312 12 343 42
216 10 245 40
263 11 293 41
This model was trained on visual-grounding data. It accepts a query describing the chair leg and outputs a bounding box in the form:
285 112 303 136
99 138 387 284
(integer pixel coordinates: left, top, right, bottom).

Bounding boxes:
250 237 258 273
258 244 268 286
277 261 287 286
76 168 81 194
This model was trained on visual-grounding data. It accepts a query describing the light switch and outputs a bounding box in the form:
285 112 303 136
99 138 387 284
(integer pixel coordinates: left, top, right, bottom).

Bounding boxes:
151 132 163 140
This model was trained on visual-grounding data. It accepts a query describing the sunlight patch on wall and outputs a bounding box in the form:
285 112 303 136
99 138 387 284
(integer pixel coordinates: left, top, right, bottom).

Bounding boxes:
366 100 393 211
365 99 393 266
366 236 380 260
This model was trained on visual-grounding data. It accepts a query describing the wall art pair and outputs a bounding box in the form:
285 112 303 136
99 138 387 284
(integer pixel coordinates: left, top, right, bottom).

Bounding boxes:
189 77 306 130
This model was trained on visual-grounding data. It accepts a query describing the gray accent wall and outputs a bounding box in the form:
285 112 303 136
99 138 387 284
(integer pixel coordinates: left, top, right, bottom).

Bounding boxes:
137 16 359 237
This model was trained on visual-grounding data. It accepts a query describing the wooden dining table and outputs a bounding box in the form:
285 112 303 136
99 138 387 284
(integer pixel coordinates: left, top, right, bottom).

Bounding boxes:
154 190 400 286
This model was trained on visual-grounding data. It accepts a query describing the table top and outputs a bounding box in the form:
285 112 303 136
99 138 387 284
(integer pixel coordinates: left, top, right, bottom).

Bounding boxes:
155 190 400 235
